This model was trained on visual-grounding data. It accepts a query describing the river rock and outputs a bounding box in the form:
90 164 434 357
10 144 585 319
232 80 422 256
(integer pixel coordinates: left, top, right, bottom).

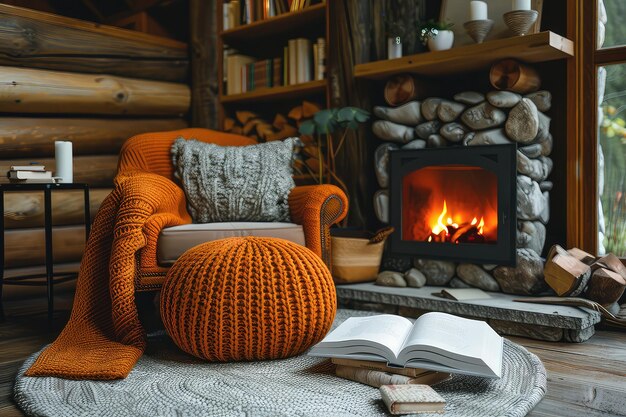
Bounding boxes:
381 254 412 273
517 175 544 220
540 191 550 224
422 98 443 121
493 248 547 295
414 259 456 286
374 143 398 188
374 189 389 223
486 91 522 108
404 268 427 288
517 152 553 182
415 120 442 139
376 271 407 287
453 91 485 105
374 101 422 125
456 264 501 291
440 123 467 142
449 277 471 288
525 91 552 112
461 102 507 130
373 120 415 143
402 139 427 150
506 98 539 143
539 181 553 191
519 143 543 158
462 132 475 145
437 100 466 122
517 220 547 254
467 128 513 146
533 112 551 143
428 134 447 148
483 264 497 271
539 133 553 156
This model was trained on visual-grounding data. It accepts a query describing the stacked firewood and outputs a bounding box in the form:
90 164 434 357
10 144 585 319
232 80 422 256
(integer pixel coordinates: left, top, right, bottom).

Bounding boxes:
222 101 323 178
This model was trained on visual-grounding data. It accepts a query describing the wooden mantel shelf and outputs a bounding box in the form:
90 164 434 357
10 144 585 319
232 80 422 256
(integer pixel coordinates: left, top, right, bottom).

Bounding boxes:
220 79 326 104
354 31 574 80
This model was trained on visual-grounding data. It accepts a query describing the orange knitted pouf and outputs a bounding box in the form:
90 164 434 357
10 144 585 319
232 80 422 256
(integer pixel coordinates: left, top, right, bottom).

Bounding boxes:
160 236 337 361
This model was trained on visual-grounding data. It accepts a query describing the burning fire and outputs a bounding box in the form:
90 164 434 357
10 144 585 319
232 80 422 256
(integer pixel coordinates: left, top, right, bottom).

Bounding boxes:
427 200 487 244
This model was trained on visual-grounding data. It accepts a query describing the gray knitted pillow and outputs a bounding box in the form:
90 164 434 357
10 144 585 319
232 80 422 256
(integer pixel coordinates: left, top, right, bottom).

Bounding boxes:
171 137 299 223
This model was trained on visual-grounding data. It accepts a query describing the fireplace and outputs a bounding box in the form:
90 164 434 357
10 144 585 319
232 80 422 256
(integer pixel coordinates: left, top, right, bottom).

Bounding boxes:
389 144 517 266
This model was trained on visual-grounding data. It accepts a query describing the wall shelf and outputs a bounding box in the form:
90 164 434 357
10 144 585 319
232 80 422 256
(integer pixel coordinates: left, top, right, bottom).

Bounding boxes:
220 3 325 43
220 79 326 104
354 31 574 80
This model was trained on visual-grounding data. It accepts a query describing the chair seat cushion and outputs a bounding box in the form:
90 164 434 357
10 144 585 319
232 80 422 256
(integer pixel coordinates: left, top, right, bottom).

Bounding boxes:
157 222 305 265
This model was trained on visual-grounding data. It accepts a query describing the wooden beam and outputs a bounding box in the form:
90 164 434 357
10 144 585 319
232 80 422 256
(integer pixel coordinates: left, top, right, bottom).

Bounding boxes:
3 225 86 269
0 117 187 158
0 155 118 187
3 188 111 229
190 0 218 128
0 66 190 116
0 3 188 82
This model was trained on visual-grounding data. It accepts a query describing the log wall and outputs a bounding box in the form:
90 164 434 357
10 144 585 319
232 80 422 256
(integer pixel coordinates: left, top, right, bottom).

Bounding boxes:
0 4 191 277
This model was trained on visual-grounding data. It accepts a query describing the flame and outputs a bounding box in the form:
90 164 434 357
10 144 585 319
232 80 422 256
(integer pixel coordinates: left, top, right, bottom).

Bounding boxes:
431 200 449 235
478 217 484 234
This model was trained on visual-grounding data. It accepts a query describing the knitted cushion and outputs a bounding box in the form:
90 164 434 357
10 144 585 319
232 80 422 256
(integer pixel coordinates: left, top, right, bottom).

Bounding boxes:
160 236 337 361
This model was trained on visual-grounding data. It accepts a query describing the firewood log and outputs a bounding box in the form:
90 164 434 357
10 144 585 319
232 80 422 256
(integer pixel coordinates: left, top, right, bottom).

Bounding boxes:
543 253 591 296
236 110 258 124
567 247 596 265
585 267 626 306
265 124 298 141
230 126 243 135
242 118 263 136
288 105 303 121
255 123 274 140
489 59 541 94
223 117 235 131
302 100 321 118
273 113 288 129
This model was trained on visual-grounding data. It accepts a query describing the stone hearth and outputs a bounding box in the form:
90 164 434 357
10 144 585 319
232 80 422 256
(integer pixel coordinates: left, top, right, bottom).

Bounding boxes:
372 89 554 296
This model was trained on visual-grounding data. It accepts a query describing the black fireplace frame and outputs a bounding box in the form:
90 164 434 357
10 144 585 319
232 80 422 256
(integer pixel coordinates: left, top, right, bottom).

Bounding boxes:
389 144 517 266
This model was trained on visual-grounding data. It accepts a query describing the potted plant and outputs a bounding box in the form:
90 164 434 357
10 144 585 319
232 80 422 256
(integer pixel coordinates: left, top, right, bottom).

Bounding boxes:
419 20 454 51
298 107 370 195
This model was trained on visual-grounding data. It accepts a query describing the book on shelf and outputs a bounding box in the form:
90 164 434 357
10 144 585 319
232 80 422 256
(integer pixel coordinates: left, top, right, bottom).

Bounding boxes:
308 312 503 378
222 0 322 27
335 365 450 389
380 384 446 415
10 164 46 171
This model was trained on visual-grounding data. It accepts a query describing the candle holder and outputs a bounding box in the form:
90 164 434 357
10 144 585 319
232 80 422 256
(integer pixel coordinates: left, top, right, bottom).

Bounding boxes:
463 19 494 44
503 10 538 36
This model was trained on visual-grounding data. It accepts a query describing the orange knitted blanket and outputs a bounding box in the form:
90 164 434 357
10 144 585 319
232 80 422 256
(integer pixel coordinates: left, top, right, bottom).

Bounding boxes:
25 172 190 380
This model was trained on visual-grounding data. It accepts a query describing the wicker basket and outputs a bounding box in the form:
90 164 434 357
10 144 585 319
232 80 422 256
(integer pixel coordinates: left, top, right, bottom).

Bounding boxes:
331 227 394 284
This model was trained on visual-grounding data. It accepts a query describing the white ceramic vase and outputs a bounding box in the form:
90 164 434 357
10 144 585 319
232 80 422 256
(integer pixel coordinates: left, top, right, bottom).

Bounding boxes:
427 30 454 51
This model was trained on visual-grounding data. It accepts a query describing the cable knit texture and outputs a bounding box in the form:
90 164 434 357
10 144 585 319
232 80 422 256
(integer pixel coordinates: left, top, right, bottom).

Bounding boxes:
24 128 347 380
171 137 298 223
160 237 337 361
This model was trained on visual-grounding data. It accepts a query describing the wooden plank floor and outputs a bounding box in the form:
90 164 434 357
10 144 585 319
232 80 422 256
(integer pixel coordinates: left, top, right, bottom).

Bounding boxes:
1 295 625 416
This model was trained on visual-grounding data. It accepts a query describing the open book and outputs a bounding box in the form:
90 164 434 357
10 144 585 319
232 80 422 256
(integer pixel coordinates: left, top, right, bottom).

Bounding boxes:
309 312 503 378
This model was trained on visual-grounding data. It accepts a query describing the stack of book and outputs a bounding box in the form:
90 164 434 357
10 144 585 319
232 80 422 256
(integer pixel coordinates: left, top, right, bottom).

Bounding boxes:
331 358 450 388
7 164 54 183
222 0 322 28
224 37 325 95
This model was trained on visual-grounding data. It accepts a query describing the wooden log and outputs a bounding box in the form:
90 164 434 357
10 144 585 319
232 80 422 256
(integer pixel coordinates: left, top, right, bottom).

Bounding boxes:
189 0 217 127
0 155 118 187
302 100 322 118
223 117 236 131
567 247 596 265
543 253 591 296
585 268 626 306
384 74 420 106
3 188 110 229
0 66 190 116
273 113 288 129
0 117 187 158
593 253 626 279
236 110 258 124
489 59 541 94
3 225 86 268
0 4 188 82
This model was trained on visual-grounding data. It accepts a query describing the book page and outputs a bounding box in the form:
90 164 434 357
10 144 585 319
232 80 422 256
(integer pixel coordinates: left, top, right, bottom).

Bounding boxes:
399 312 502 375
314 315 413 360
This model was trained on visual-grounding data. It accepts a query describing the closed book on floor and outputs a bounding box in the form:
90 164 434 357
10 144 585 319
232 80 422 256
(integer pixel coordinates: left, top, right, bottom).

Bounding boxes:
380 384 445 415
335 365 450 388
308 312 503 378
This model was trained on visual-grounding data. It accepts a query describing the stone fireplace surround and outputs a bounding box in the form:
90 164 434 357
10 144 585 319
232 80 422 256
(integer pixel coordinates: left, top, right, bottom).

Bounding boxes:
372 88 554 296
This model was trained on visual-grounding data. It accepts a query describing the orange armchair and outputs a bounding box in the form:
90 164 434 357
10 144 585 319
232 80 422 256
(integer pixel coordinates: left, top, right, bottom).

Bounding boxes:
116 128 348 291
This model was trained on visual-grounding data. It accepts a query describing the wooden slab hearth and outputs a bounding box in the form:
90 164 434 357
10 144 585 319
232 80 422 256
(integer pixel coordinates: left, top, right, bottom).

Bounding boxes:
336 283 601 342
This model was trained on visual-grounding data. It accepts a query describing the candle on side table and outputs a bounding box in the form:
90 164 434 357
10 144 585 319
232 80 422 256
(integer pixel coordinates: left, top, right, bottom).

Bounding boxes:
512 0 531 11
470 0 488 20
55 141 73 183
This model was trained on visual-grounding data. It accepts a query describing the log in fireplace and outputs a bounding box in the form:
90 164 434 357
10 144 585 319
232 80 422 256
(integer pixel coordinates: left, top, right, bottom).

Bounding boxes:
389 144 517 265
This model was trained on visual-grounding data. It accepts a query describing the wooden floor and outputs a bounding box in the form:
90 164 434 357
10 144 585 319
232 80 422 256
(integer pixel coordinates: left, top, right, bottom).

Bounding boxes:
1 294 625 416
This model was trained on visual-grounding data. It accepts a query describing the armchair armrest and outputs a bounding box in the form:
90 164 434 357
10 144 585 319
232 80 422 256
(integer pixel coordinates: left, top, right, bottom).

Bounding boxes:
288 185 348 267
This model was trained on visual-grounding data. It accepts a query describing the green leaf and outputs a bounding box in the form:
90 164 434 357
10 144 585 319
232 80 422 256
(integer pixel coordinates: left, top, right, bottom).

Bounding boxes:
337 107 355 122
298 120 316 136
354 110 370 123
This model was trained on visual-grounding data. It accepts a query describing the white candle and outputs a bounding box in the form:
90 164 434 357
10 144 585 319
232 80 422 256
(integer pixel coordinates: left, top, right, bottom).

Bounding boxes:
512 0 531 11
470 1 488 20
55 141 73 183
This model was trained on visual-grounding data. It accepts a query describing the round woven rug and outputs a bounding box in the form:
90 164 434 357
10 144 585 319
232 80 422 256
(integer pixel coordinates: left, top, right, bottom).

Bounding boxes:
15 310 546 417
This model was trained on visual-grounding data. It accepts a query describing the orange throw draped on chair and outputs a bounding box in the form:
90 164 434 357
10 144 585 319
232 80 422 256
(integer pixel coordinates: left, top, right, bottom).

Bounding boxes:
25 128 348 380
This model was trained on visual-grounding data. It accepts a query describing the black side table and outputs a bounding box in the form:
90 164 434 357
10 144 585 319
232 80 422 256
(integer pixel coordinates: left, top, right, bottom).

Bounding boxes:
0 183 90 321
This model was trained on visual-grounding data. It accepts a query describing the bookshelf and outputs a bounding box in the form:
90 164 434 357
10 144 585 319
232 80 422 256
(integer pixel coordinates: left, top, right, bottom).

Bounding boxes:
217 1 330 129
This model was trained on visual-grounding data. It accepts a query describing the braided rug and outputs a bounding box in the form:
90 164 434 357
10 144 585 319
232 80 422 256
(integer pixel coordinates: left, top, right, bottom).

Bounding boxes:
15 309 546 417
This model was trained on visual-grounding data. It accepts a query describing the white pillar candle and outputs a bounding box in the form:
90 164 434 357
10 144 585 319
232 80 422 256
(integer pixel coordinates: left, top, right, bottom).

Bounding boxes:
470 1 488 20
387 36 402 59
512 0 531 11
55 141 73 183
